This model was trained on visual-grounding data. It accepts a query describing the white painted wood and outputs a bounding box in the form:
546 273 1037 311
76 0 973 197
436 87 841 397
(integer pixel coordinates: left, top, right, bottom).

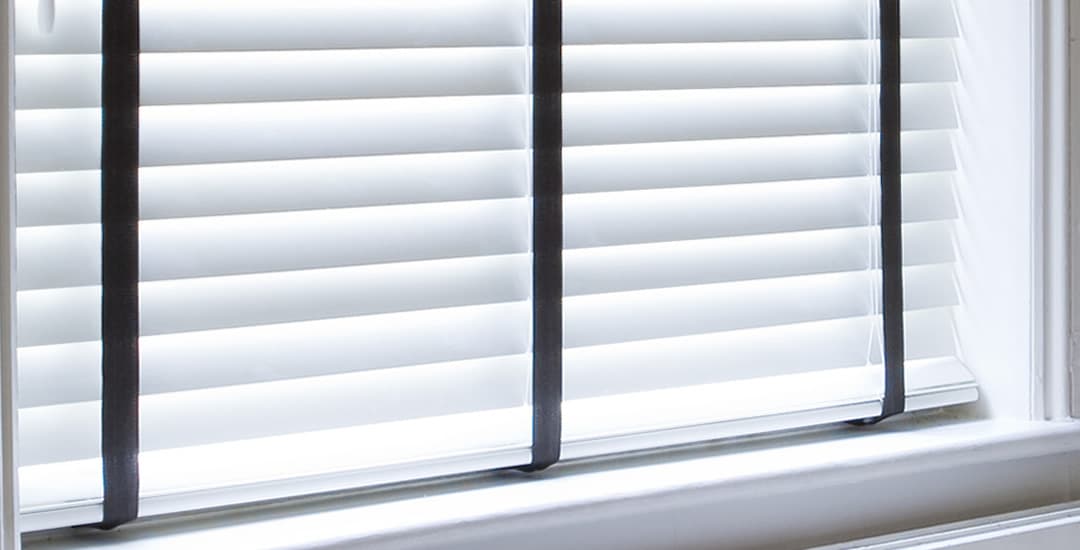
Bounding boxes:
1037 0 1071 420
949 0 1038 420
817 501 1080 549
1068 0 1080 417
0 0 19 548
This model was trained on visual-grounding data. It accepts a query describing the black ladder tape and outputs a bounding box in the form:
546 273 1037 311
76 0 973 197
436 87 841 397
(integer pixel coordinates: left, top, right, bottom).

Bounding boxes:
525 0 563 471
854 0 905 425
97 0 141 529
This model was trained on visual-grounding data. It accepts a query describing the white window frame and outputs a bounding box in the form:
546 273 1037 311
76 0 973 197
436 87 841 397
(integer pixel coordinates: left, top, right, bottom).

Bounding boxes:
3 1 1080 548
1 0 19 547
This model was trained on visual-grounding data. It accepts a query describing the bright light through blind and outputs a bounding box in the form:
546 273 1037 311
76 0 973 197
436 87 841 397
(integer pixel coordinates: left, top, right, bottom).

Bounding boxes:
557 0 976 457
15 0 535 527
11 0 976 530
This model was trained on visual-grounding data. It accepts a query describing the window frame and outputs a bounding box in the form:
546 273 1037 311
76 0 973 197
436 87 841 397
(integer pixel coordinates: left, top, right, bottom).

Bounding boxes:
1 0 19 546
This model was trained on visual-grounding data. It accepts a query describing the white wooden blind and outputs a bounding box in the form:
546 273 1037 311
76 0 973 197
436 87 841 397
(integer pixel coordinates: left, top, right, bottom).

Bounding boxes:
557 0 974 456
16 0 535 529
11 0 976 530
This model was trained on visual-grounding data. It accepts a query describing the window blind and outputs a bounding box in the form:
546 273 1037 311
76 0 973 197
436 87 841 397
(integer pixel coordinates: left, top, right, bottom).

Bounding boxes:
11 0 977 531
558 0 973 458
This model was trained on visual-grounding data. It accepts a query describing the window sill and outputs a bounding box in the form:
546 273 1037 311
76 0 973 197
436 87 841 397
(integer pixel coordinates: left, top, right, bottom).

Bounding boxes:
22 415 1080 549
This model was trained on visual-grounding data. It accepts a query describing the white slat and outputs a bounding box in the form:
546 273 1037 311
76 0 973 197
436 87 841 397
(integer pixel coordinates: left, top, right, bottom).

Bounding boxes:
17 86 948 173
16 95 528 173
16 150 529 227
565 131 954 194
16 302 960 467
17 222 953 408
564 39 955 93
562 357 973 445
16 131 951 227
18 175 949 291
16 48 526 110
17 198 530 291
564 84 956 147
563 0 957 45
22 356 968 513
18 299 531 411
565 307 957 399
20 406 532 512
16 39 955 110
565 220 955 296
19 353 531 466
564 264 957 348
564 172 956 249
15 221 956 408
17 254 530 347
14 0 529 54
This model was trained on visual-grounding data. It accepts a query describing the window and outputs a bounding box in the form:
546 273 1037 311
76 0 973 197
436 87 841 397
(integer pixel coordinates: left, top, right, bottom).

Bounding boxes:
5 0 1041 536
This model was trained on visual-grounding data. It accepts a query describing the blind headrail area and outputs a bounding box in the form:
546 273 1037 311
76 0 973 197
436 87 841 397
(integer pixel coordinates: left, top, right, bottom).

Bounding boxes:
12 0 976 530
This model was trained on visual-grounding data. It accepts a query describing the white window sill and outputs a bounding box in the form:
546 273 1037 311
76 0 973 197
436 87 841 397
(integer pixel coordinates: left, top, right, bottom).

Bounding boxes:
21 415 1080 549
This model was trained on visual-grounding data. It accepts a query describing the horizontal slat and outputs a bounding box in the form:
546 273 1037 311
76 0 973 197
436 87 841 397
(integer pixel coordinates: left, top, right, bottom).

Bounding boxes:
16 221 955 405
564 39 955 94
17 219 954 347
565 220 955 297
19 353 531 466
18 254 530 347
16 150 529 227
18 304 960 466
16 48 527 109
565 307 957 400
18 315 963 469
565 129 954 194
15 95 527 173
14 0 528 55
14 0 956 55
16 86 949 173
18 174 950 291
562 356 973 444
20 406 533 514
564 263 957 348
564 0 956 45
15 39 955 110
17 174 951 290
16 306 956 413
15 132 951 228
565 131 955 195
17 198 529 291
21 356 976 514
19 301 530 411
565 172 956 249
564 84 956 147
